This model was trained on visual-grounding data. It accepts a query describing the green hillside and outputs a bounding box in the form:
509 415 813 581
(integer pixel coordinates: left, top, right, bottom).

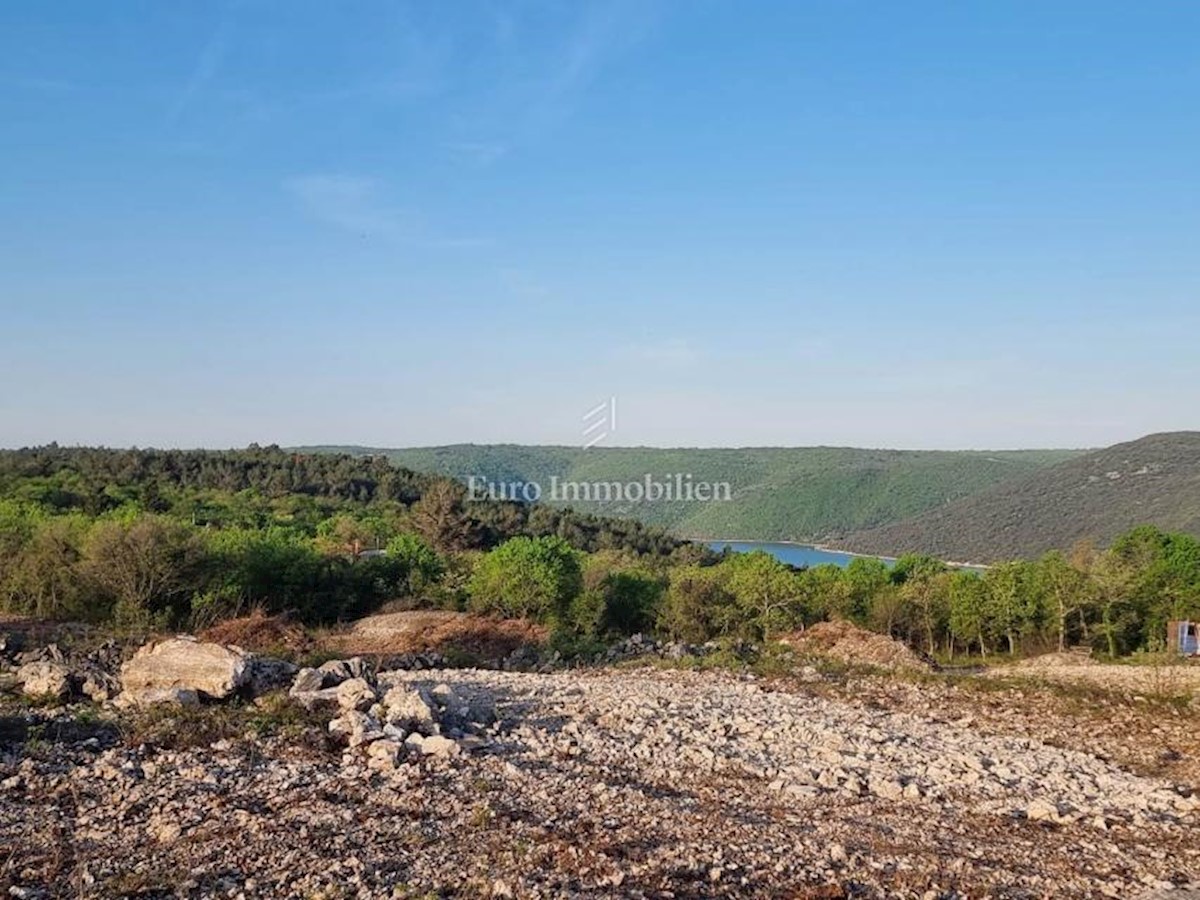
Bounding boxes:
842 432 1200 562
297 445 1083 542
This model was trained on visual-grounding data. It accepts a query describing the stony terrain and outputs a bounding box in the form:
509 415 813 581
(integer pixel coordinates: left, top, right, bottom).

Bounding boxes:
999 657 1200 696
3 658 1200 899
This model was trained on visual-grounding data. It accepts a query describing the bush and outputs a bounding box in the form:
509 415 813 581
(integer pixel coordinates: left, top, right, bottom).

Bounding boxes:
467 536 583 622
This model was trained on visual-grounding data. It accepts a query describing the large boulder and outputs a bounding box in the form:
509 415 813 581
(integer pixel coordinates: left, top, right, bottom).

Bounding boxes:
288 668 341 709
404 732 461 758
16 660 72 699
317 657 370 686
380 685 438 735
365 739 404 773
119 636 249 704
290 667 325 693
335 677 377 712
329 710 384 747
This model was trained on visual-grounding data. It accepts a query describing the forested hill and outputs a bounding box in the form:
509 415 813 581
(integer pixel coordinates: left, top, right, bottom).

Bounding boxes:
0 445 693 558
0 444 433 507
841 432 1200 563
297 444 1082 542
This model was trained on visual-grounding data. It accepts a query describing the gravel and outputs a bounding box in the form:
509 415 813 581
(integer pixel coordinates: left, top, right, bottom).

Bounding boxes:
2 665 1198 898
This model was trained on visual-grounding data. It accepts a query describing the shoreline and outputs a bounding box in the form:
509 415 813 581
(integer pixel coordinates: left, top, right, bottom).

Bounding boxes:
692 536 988 570
696 536 899 564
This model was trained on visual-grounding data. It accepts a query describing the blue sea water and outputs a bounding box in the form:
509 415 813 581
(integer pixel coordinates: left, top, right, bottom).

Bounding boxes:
710 540 986 571
708 540 875 568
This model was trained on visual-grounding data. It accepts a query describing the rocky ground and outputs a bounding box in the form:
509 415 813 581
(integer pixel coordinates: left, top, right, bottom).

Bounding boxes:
999 655 1200 696
3 657 1200 899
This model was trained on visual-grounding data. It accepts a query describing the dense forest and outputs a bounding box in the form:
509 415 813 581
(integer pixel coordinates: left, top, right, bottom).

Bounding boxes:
0 446 703 629
302 444 1081 542
1 446 1197 659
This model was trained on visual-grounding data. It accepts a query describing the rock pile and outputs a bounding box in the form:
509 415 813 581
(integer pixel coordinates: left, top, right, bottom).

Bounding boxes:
11 641 122 702
602 632 725 662
289 658 496 770
1017 648 1099 668
3 633 296 708
780 619 936 671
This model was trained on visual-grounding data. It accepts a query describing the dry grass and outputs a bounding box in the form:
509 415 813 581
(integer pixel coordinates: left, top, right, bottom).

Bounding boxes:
325 610 547 662
778 620 936 672
199 609 316 658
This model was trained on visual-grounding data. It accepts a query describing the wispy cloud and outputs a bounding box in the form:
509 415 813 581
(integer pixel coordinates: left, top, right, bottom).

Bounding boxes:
546 0 651 106
285 175 405 237
445 140 509 167
284 174 488 248
621 337 702 370
450 0 660 162
168 7 234 124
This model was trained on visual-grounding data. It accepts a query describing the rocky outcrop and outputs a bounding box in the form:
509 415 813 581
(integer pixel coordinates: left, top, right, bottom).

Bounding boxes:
78 667 120 703
16 660 72 699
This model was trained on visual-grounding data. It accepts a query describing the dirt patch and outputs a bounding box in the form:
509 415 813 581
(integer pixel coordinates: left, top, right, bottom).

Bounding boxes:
328 610 547 661
779 620 935 672
199 611 315 657
1016 650 1099 669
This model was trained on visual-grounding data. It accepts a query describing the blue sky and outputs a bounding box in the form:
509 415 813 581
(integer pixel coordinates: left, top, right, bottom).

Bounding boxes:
2 1 1198 450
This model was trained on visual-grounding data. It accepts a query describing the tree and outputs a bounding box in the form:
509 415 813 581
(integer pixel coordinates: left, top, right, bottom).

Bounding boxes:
658 566 734 643
983 561 1038 655
868 582 905 637
901 571 952 655
315 514 381 557
948 570 989 656
891 555 950 654
598 569 665 635
201 526 323 619
722 550 806 638
1093 526 1200 654
83 515 203 628
3 516 89 619
803 564 852 622
411 481 476 552
385 532 445 597
1033 551 1094 651
890 554 948 585
467 536 582 622
842 557 891 623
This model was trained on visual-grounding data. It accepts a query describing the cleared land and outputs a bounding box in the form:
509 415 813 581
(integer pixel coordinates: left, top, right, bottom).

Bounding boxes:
2 620 1199 898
